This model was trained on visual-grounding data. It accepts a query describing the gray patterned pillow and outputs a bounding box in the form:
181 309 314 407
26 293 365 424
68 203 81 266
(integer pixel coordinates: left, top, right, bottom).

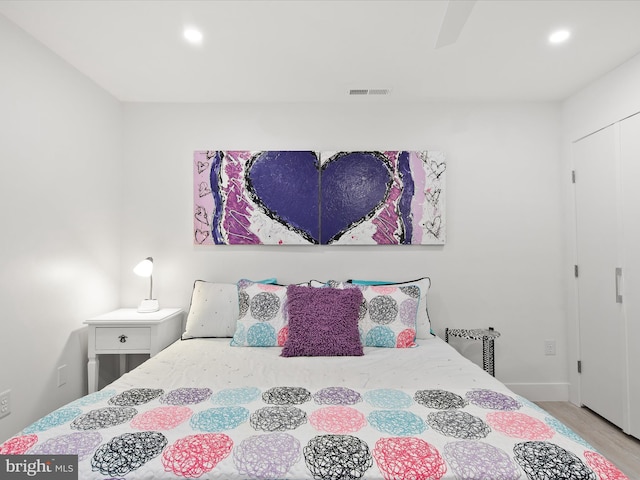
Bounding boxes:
356 284 419 348
230 280 288 347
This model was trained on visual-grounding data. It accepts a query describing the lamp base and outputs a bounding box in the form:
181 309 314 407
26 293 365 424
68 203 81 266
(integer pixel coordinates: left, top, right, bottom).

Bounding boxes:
137 299 159 313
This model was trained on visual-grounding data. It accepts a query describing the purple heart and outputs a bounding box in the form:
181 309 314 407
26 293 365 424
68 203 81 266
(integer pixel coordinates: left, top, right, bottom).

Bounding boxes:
246 151 392 244
246 151 320 243
321 152 392 243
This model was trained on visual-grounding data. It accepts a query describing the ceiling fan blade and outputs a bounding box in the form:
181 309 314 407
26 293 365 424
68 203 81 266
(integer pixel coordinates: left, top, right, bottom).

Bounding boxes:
435 0 477 49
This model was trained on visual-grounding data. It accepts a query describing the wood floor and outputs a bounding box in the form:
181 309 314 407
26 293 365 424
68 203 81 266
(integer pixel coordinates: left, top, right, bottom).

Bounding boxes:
536 401 640 480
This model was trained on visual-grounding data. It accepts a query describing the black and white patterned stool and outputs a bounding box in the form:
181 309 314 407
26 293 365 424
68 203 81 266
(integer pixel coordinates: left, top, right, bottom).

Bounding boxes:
445 327 501 376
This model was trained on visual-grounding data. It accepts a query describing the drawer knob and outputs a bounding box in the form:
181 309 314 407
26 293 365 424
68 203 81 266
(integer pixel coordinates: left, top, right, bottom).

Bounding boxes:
119 335 128 343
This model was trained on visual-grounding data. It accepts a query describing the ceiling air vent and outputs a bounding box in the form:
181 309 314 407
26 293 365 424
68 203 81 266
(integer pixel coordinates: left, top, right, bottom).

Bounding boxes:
368 89 390 95
349 89 391 96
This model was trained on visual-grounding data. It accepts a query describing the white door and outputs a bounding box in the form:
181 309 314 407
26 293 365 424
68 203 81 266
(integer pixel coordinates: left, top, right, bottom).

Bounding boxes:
574 125 626 428
620 113 640 438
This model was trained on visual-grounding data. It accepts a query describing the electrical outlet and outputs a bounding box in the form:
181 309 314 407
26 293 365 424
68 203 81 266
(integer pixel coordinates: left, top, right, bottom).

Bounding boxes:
0 389 10 418
57 364 68 387
544 340 556 356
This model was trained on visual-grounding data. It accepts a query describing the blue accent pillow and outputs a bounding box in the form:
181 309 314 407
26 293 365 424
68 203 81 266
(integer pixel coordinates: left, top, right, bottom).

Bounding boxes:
349 279 390 286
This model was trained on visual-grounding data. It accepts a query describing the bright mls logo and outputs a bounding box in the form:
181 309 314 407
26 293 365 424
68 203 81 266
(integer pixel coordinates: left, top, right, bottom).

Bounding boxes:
1 455 77 479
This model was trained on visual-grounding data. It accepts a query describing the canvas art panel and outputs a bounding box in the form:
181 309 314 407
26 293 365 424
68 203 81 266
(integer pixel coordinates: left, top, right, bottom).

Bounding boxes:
193 150 445 245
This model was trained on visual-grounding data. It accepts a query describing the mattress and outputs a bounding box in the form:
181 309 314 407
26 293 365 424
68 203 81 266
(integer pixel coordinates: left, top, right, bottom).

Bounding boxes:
1 337 626 479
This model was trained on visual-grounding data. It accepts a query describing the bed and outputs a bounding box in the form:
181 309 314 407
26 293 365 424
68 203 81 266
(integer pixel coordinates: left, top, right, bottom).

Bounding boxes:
0 279 628 480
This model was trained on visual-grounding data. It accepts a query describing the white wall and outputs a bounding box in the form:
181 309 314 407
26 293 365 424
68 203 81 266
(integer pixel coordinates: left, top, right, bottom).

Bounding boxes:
0 15 122 442
563 53 640 141
562 53 640 404
120 101 567 400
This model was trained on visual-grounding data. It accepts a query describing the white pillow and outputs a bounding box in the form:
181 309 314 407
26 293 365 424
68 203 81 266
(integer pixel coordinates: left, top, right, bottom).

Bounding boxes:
182 281 239 339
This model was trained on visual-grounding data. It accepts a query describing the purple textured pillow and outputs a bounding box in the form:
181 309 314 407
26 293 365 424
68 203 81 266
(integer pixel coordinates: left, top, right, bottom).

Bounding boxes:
281 284 364 357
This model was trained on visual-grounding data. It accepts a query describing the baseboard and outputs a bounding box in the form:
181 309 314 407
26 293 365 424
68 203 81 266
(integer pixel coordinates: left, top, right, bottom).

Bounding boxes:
504 382 569 402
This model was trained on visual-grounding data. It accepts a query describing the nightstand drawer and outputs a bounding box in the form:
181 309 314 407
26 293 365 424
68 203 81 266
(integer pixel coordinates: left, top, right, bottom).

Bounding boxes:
95 327 151 350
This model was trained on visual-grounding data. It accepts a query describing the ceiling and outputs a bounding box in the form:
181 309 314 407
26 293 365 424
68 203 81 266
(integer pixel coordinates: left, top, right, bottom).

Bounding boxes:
2 0 640 103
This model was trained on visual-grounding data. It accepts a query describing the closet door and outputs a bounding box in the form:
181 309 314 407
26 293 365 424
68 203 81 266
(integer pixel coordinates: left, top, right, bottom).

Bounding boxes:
620 113 640 438
574 125 625 428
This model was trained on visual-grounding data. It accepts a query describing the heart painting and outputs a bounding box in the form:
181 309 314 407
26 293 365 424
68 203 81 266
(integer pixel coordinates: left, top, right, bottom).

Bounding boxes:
193 150 446 245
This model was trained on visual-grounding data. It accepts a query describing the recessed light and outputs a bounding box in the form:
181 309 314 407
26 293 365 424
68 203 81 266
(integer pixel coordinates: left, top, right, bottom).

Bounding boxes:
549 29 570 44
184 27 203 45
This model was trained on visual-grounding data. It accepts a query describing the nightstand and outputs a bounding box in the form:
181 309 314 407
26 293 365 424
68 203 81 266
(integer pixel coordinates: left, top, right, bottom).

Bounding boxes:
84 308 183 393
445 327 501 376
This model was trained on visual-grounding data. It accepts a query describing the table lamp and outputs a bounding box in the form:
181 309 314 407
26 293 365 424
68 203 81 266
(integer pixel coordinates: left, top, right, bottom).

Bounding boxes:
133 256 159 313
